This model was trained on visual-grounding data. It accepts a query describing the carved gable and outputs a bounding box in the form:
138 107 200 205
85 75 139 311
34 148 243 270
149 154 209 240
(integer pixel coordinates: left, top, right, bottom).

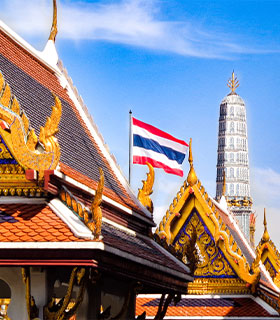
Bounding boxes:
173 209 237 279
156 141 262 294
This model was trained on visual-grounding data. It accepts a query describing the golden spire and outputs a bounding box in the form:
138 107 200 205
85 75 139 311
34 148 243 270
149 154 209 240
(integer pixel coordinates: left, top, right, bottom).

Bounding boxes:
187 138 197 186
262 208 270 243
49 0 58 42
222 170 226 196
227 71 239 93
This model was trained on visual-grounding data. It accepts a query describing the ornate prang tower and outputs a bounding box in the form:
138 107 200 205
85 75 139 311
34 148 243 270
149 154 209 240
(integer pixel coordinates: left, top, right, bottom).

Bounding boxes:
216 72 253 240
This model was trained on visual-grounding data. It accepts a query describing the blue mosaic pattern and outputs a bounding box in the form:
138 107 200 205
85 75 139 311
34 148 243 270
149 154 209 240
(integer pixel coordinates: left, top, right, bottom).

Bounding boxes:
0 135 17 164
263 257 277 278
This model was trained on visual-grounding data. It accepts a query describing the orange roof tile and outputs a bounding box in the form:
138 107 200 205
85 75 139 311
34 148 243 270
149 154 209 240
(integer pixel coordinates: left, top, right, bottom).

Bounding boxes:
0 204 86 242
136 296 279 318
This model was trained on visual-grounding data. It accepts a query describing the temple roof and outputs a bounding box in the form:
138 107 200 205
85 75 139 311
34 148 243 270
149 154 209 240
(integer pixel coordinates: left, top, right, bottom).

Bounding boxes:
221 92 245 105
0 23 148 219
0 17 193 292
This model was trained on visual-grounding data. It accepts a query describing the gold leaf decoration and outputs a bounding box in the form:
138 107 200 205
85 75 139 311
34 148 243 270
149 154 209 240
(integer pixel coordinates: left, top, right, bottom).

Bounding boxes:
60 169 104 240
0 72 62 178
137 162 154 213
90 167 104 239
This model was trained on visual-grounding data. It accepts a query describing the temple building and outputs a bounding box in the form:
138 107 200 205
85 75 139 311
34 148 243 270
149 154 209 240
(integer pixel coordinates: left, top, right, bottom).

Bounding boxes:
216 72 253 239
0 2 193 319
2 1 280 319
136 76 280 317
137 141 280 319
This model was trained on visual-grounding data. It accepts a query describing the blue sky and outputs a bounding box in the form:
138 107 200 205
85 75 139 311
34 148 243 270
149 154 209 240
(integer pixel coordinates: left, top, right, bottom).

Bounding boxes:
1 0 280 243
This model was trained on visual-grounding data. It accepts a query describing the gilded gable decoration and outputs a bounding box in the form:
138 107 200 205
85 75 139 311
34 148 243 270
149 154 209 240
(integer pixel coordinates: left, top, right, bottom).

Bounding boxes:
255 209 280 288
174 210 237 278
137 162 154 213
155 140 262 294
0 72 61 180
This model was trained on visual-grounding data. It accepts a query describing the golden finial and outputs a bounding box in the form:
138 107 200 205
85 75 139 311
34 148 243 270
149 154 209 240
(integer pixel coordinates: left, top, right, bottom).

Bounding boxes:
262 208 270 243
138 162 154 213
187 138 197 187
49 0 58 42
227 71 239 93
222 170 226 196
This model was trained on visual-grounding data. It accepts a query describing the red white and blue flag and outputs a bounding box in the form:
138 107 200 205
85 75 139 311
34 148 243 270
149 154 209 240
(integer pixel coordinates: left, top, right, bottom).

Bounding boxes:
132 117 188 177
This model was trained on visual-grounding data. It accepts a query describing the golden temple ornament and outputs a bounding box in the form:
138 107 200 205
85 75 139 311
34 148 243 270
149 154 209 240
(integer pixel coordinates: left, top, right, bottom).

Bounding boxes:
89 167 104 239
227 71 239 93
49 0 58 42
187 138 197 186
137 162 154 213
262 208 270 243
0 72 62 179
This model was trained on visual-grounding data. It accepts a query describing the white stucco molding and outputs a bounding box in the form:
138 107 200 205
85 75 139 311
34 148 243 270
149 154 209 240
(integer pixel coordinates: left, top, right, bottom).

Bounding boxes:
48 198 94 240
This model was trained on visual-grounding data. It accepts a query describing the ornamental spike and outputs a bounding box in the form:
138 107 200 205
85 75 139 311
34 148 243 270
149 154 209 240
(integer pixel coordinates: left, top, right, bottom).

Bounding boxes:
49 0 58 42
187 138 197 187
227 71 239 93
262 208 270 243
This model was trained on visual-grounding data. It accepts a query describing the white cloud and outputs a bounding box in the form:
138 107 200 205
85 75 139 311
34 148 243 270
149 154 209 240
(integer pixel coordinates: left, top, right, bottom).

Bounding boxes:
251 167 280 207
1 0 278 58
251 167 280 245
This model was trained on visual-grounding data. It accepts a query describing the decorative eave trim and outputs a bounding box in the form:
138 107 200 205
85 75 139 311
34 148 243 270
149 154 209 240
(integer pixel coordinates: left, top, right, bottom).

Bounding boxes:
253 296 280 316
259 282 280 297
0 20 60 74
48 198 94 240
56 61 152 219
0 242 191 281
52 170 155 226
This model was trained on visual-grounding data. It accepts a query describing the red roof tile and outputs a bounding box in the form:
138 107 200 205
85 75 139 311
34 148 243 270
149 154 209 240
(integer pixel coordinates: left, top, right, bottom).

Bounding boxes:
0 204 86 242
136 296 279 317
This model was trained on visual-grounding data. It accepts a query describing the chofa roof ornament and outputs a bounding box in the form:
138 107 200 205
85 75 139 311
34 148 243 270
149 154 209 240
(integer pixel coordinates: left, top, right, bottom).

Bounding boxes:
137 162 154 214
49 0 58 42
0 71 62 179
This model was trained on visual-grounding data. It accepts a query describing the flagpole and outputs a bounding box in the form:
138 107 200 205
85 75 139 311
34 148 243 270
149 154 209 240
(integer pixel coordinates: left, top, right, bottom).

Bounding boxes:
129 110 132 184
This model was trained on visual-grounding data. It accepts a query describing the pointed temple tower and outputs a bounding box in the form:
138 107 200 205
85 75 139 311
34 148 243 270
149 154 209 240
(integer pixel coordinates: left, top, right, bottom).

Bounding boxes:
216 72 253 239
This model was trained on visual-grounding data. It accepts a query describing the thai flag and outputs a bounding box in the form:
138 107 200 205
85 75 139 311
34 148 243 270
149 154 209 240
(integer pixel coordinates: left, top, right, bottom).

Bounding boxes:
132 117 188 177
